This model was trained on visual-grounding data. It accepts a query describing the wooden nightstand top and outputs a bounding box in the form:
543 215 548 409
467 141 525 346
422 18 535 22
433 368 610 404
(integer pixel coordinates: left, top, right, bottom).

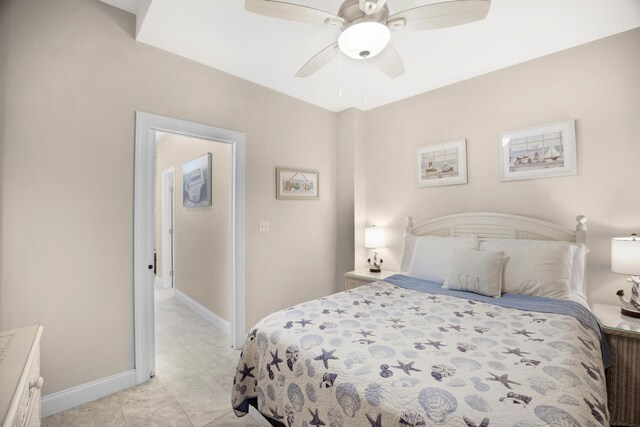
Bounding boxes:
593 303 640 335
344 268 401 282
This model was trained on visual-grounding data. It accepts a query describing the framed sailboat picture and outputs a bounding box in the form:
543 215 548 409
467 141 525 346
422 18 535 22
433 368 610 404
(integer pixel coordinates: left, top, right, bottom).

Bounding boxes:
415 139 468 187
499 120 577 182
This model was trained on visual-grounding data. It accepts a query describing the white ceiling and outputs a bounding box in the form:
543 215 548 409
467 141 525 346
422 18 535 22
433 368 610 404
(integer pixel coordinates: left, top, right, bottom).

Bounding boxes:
102 0 640 112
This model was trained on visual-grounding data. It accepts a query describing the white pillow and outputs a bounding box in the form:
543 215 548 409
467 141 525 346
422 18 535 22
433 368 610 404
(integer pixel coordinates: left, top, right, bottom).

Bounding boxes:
481 240 572 299
400 232 418 272
408 236 480 283
569 243 587 296
480 239 587 298
443 248 504 297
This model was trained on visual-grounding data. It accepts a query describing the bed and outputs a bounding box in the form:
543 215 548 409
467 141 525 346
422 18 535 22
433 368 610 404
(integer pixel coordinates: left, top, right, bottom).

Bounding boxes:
232 213 610 426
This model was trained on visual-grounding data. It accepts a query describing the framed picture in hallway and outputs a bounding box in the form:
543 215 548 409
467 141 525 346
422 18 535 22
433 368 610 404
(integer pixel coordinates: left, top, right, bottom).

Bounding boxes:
276 167 319 200
499 120 577 182
415 139 468 187
183 153 212 207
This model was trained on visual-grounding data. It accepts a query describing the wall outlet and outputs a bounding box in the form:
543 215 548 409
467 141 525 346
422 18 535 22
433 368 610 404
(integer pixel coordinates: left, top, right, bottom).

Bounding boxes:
259 220 270 232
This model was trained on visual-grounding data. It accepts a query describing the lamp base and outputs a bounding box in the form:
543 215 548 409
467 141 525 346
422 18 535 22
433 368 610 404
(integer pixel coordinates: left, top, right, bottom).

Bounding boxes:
369 268 381 273
621 307 640 319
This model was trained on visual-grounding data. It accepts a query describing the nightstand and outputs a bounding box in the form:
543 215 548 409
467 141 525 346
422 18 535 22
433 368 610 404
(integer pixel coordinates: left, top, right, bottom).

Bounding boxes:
344 268 400 290
593 303 640 426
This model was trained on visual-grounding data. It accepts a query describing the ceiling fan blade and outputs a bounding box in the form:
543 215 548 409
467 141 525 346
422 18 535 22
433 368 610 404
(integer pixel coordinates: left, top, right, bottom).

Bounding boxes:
295 42 340 78
245 0 344 25
388 0 490 31
370 44 405 79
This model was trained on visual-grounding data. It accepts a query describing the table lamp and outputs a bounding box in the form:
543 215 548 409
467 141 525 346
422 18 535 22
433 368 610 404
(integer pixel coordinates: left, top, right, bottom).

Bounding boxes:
612 233 640 318
365 225 385 273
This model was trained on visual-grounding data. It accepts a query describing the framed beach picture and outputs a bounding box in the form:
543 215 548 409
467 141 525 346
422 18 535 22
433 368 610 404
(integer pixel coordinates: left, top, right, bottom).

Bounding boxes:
415 139 468 187
499 120 576 182
276 167 319 200
182 153 212 207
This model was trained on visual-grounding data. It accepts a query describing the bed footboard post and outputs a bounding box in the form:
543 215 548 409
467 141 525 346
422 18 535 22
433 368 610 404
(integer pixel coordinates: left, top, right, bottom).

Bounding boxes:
576 215 587 246
406 216 414 234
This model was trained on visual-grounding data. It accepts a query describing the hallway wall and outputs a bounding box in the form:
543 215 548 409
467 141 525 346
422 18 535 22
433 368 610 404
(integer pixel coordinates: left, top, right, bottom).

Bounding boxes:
155 133 232 321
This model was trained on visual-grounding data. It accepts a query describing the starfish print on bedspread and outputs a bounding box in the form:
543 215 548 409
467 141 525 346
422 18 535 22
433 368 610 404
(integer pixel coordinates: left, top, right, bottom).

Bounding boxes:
366 413 383 427
581 362 601 380
513 329 535 338
239 363 255 381
449 324 465 332
314 348 339 369
584 394 607 425
463 416 490 427
579 336 597 351
486 372 521 390
333 308 348 315
503 347 530 357
424 339 446 350
270 349 283 371
296 318 313 328
309 408 326 427
392 360 421 375
269 407 284 421
356 330 375 338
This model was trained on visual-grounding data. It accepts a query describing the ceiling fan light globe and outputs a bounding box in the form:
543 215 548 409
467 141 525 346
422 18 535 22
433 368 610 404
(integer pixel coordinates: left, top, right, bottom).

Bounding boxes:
338 22 390 60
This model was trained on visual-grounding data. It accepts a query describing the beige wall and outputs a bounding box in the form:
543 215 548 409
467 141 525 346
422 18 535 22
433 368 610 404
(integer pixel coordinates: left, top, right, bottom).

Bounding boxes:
0 0 338 395
336 108 368 276
364 28 640 306
155 133 232 320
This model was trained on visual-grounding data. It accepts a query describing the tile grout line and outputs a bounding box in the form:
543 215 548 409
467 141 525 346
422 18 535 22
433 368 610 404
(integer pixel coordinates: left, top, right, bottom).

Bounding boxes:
116 393 130 427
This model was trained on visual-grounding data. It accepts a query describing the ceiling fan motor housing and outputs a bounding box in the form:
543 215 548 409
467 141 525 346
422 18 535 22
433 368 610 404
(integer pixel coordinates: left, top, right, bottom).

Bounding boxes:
338 0 391 60
338 0 389 26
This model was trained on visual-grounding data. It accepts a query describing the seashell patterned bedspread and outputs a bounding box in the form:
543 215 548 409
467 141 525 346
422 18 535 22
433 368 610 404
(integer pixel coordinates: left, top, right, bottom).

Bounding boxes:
232 280 608 426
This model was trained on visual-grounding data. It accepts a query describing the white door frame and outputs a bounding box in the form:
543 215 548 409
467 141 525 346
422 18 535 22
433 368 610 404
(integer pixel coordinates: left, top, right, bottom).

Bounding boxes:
160 167 175 289
134 112 246 385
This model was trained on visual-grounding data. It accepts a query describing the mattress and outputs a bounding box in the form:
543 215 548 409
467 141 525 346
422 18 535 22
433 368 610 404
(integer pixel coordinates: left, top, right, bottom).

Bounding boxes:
232 275 609 426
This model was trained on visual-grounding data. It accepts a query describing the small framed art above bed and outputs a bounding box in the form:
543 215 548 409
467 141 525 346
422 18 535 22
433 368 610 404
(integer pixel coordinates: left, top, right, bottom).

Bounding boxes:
231 212 609 427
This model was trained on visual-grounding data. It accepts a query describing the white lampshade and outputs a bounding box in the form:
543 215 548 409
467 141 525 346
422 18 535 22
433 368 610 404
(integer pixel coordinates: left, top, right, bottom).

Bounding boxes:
612 235 640 275
364 226 385 249
338 22 390 60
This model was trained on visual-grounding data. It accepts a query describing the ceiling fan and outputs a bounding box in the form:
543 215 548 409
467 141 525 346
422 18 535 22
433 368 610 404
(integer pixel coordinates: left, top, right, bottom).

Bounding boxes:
245 0 491 79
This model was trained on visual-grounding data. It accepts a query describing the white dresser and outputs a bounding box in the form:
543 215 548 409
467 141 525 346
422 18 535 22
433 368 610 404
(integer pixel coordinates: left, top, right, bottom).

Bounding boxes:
1 325 43 427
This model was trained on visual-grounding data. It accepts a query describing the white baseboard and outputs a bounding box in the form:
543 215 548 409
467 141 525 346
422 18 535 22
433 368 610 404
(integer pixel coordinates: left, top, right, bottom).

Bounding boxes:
41 369 136 417
154 275 163 288
174 289 230 334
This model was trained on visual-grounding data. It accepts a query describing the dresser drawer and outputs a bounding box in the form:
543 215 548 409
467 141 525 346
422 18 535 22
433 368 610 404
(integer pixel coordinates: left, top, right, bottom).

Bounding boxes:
14 348 41 427
1 325 43 427
23 388 40 427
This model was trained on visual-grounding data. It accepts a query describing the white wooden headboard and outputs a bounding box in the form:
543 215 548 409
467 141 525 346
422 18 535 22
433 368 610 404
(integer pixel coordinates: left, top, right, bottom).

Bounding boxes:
406 212 587 245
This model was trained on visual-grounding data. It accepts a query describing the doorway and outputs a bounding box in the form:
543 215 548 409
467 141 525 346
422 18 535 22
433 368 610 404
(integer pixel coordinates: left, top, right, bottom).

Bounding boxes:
133 112 246 385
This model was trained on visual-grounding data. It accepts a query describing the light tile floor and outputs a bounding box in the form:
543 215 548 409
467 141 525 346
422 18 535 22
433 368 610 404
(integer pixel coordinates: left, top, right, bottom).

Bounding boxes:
42 287 269 427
